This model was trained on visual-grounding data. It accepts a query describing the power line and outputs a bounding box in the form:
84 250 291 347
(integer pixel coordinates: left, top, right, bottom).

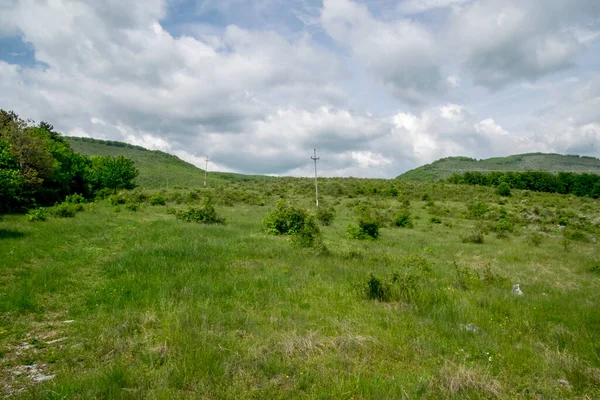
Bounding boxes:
311 149 319 207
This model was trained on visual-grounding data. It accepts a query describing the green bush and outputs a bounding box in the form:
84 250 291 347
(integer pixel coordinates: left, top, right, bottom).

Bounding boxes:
176 197 225 224
263 200 321 247
462 229 484 244
495 182 512 197
365 273 392 302
64 193 86 204
150 195 166 206
51 203 77 218
347 205 381 240
430 216 442 224
26 208 48 222
564 229 589 242
527 231 544 247
316 206 336 226
107 194 126 206
393 212 413 228
125 202 142 212
467 201 489 219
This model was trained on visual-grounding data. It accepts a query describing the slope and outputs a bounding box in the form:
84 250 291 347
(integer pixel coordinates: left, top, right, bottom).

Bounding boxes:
66 137 240 189
397 153 600 181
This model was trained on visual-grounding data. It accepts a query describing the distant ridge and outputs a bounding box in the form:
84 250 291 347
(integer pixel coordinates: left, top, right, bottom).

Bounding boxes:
397 153 600 181
65 137 267 188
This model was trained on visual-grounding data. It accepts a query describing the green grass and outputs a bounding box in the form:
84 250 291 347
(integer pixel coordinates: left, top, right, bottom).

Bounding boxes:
65 137 274 189
1 180 600 398
398 153 600 181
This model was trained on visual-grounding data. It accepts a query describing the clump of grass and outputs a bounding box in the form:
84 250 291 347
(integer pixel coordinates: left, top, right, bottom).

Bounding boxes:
176 197 225 224
588 262 600 275
430 216 442 224
26 208 48 222
107 194 127 206
124 202 142 212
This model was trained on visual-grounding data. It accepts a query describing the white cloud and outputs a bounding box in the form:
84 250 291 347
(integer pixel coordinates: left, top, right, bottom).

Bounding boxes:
321 0 445 104
450 0 600 88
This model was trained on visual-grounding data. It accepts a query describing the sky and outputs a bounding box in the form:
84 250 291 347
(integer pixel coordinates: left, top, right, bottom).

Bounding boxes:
1 0 599 177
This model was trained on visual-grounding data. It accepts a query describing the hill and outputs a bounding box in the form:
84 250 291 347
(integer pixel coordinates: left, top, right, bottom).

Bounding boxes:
397 153 600 181
65 137 269 188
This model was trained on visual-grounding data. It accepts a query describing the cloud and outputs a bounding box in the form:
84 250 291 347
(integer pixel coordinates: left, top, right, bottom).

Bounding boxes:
398 0 471 14
451 0 600 88
321 0 446 104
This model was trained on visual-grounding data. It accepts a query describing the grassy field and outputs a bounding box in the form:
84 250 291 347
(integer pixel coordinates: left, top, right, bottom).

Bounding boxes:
65 137 272 189
398 153 600 181
1 179 600 398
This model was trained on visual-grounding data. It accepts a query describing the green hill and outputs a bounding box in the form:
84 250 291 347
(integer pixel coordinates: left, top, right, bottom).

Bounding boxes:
65 137 265 189
397 153 600 181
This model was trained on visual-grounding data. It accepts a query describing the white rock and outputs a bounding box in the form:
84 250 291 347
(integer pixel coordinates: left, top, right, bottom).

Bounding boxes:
512 284 523 296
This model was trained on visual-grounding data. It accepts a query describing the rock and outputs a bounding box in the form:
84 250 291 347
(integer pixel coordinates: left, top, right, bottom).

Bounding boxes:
558 378 571 388
512 284 523 296
460 323 480 333
32 374 55 382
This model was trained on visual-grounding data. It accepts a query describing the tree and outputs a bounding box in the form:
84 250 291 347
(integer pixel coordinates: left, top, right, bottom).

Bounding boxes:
89 155 139 193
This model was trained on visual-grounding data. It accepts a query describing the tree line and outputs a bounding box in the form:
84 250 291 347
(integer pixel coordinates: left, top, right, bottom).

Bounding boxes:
1 110 139 213
446 170 600 198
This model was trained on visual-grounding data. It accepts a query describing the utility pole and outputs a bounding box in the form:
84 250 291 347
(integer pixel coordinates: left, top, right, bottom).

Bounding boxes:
204 157 210 186
311 149 319 207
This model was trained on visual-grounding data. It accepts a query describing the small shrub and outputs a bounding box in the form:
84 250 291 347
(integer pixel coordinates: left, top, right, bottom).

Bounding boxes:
107 194 126 206
467 201 489 219
316 206 336 226
564 229 589 243
166 207 177 215
393 212 413 228
588 262 600 275
462 229 484 244
64 193 86 204
125 202 141 212
51 203 77 218
527 231 544 247
365 273 391 302
150 195 166 206
454 261 477 290
128 191 149 204
263 200 321 247
495 182 512 197
26 208 48 222
430 216 442 224
176 197 225 224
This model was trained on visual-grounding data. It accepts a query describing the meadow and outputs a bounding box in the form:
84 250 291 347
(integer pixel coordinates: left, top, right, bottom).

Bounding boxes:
1 178 599 398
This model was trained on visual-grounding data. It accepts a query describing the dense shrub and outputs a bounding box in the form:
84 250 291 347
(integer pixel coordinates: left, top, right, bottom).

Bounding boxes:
347 205 381 240
150 194 166 206
51 203 78 218
495 182 512 197
527 231 544 247
176 197 225 224
64 193 86 204
263 200 321 247
26 208 48 222
124 202 142 212
316 206 336 226
393 212 413 228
